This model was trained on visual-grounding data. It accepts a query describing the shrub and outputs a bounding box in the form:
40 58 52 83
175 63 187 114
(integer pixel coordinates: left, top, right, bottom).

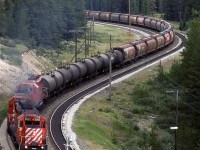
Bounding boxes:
122 111 133 119
135 97 155 106
0 38 16 47
7 55 23 66
104 107 112 113
132 86 150 99
132 107 145 115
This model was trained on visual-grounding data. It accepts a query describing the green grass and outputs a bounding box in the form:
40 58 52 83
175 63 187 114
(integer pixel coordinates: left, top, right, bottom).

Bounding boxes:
0 100 8 125
74 119 117 149
46 23 137 65
73 62 179 149
0 37 29 66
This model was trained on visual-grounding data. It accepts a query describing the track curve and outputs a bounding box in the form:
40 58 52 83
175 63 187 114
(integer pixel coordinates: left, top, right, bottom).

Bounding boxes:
50 22 186 150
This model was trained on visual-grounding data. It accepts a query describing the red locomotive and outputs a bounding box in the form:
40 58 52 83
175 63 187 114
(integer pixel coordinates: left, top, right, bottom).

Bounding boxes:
7 97 48 150
14 74 48 108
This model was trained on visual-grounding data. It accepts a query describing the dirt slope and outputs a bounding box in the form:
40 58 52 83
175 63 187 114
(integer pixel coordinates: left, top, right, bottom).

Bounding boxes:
0 50 54 97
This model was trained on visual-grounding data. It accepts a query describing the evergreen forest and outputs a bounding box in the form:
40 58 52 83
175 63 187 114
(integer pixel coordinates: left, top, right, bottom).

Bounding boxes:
0 0 200 48
0 0 86 47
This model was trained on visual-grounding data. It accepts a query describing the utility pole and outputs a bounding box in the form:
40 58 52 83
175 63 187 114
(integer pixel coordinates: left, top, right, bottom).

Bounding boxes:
167 90 179 150
87 27 90 56
69 29 85 62
109 35 112 101
0 46 2 59
84 28 87 59
175 90 179 150
129 0 131 37
75 30 78 62
89 24 92 45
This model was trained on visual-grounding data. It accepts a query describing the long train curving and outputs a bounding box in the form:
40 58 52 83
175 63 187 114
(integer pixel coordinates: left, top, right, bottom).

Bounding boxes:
7 10 175 150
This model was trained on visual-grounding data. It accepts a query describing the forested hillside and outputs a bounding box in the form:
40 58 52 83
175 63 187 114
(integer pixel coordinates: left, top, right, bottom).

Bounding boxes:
0 0 86 47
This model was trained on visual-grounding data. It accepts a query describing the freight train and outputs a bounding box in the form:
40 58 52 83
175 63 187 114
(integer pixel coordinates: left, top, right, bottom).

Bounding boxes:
7 10 175 149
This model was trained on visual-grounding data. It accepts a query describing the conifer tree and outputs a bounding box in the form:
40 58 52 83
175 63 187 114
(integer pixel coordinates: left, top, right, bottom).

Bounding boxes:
180 18 200 99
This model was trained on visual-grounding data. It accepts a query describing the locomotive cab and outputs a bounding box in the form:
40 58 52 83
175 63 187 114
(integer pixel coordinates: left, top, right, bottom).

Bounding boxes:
7 97 48 150
17 112 48 150
14 82 47 108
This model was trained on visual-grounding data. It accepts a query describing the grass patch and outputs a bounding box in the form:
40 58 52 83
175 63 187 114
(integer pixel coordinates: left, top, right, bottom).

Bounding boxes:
46 23 137 65
1 47 23 66
0 37 29 66
74 61 182 149
0 100 8 125
74 119 117 150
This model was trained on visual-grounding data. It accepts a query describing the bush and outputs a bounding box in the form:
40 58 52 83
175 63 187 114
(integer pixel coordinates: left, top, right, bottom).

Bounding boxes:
1 47 23 66
7 55 23 66
122 111 133 119
132 107 145 115
2 47 20 56
155 117 174 129
132 86 150 99
135 97 155 106
104 107 113 113
0 38 16 47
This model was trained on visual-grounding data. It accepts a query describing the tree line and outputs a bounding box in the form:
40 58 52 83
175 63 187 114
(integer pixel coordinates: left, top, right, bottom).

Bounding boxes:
0 0 86 47
85 0 200 29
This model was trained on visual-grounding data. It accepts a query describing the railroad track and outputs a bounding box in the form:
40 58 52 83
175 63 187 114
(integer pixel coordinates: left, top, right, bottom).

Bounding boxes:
48 22 186 150
3 22 186 150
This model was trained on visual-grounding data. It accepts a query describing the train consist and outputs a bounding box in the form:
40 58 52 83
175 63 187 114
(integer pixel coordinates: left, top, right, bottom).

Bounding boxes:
7 10 175 149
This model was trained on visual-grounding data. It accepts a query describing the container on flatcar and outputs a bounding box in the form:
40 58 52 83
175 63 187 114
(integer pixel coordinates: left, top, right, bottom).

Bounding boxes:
110 13 121 22
120 14 129 23
88 11 101 20
137 16 145 26
99 12 112 21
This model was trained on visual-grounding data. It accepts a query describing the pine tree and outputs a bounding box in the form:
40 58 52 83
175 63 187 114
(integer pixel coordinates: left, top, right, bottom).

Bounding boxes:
180 18 200 99
4 0 15 37
133 0 140 14
0 0 6 36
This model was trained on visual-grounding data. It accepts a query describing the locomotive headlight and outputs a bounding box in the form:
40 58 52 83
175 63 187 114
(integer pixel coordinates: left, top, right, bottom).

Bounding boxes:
25 145 28 149
41 146 44 149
